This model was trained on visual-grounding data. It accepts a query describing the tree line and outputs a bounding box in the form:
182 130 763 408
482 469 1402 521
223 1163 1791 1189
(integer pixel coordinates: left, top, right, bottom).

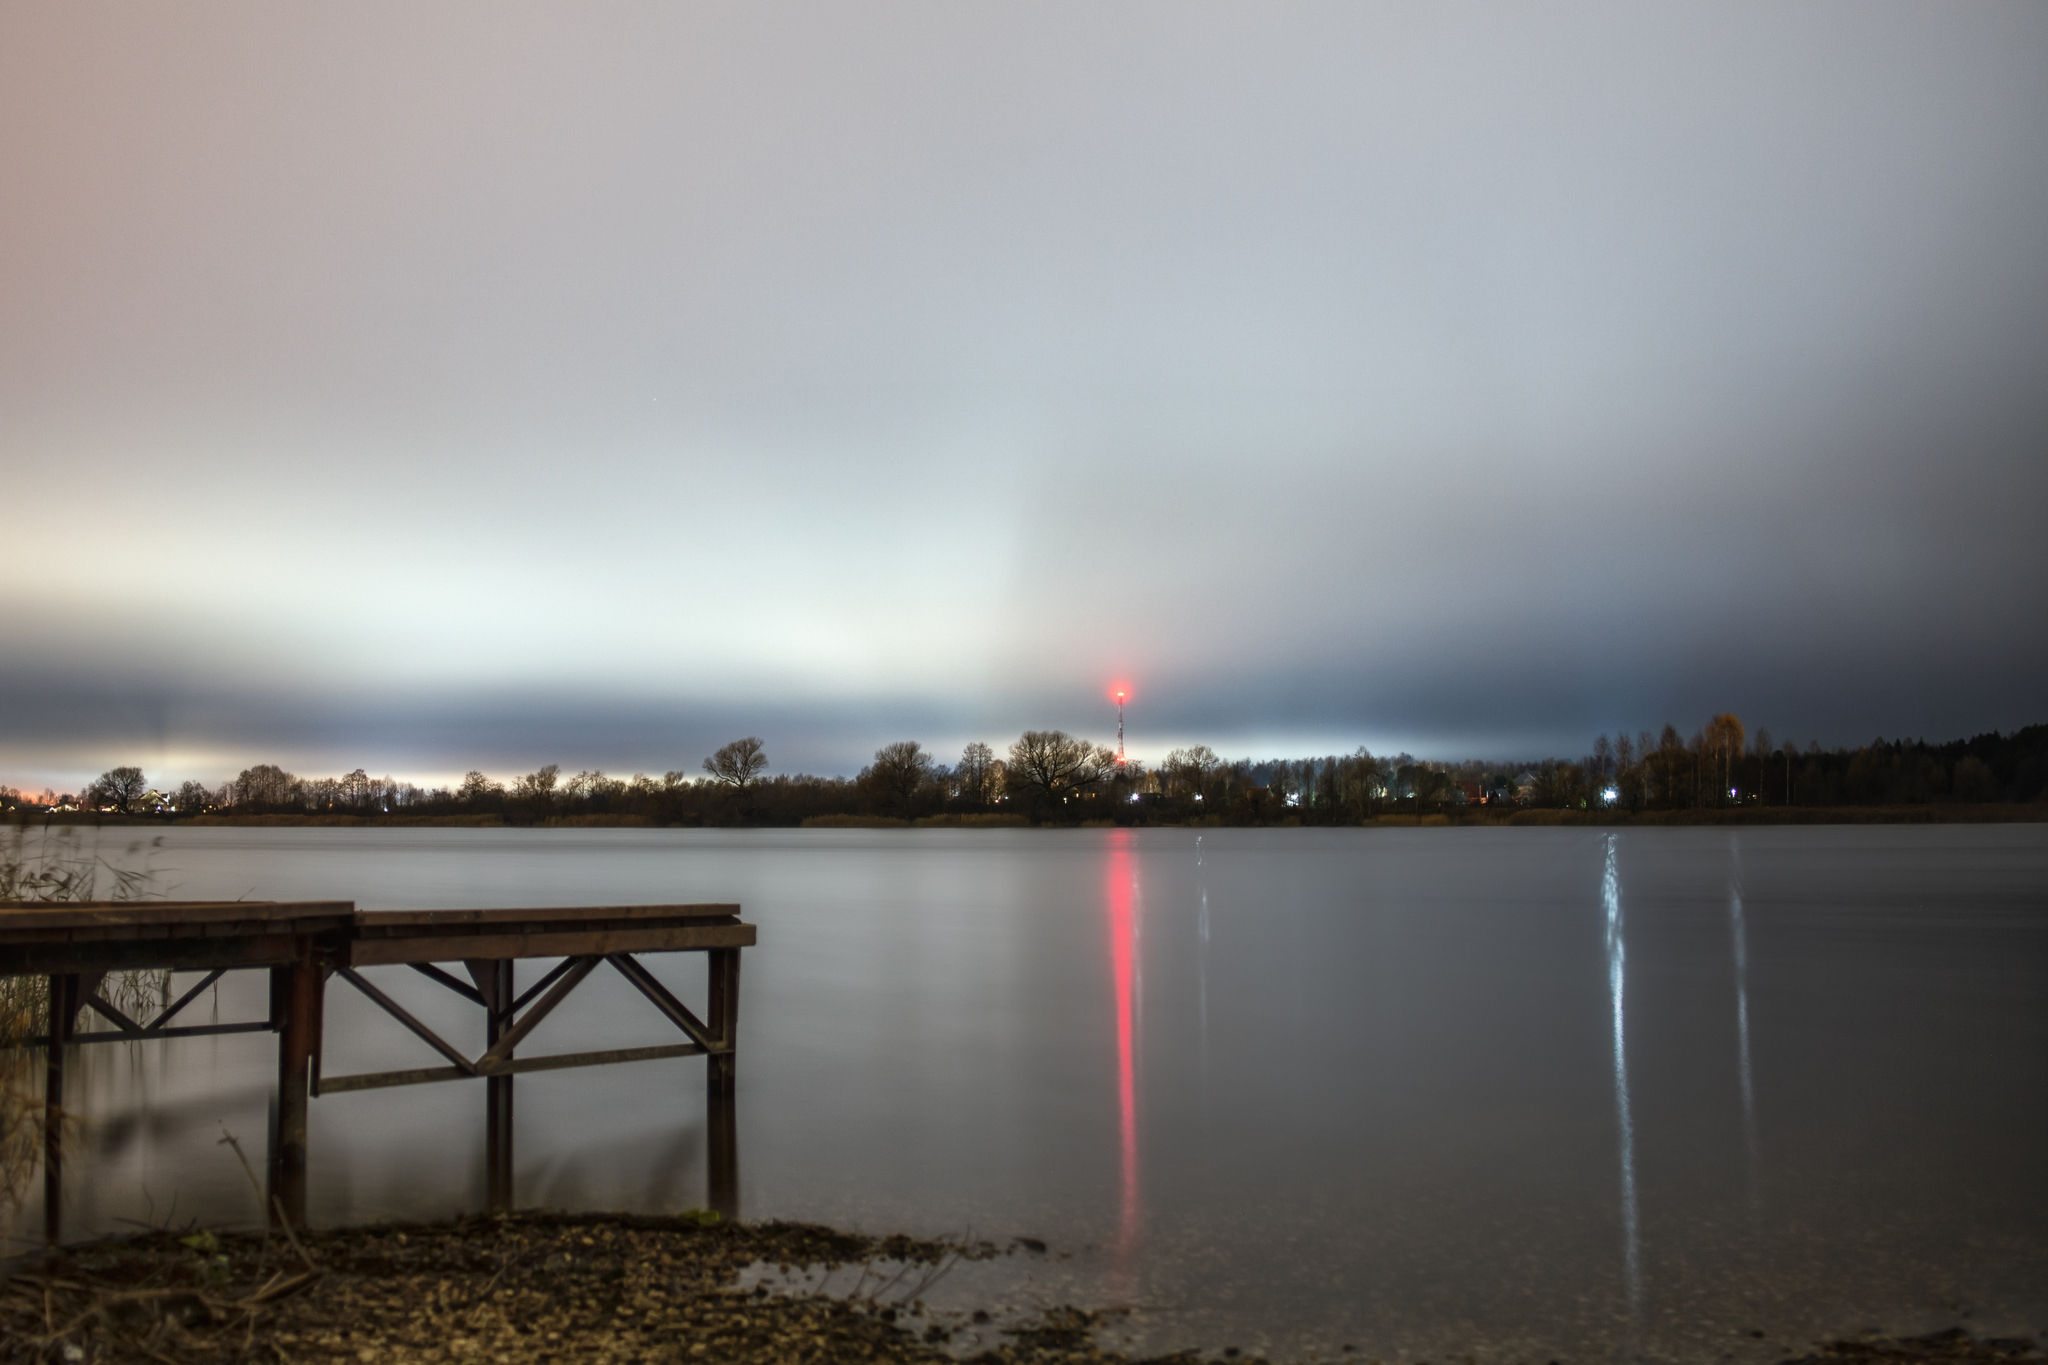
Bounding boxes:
1507 715 2047 811
4 717 2042 827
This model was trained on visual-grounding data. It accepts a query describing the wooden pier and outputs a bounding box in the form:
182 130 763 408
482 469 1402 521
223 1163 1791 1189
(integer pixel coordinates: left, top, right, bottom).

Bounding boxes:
0 900 755 1244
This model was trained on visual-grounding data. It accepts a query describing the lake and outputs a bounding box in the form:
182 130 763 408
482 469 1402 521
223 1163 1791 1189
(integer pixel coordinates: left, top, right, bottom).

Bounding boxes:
9 824 2046 1362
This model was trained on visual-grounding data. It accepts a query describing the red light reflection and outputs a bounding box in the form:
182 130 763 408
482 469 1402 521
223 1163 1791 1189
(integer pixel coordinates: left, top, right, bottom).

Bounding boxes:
1106 833 1139 1270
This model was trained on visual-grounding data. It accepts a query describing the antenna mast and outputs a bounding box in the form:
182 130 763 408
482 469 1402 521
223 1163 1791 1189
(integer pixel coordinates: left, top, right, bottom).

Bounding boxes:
1115 689 1126 765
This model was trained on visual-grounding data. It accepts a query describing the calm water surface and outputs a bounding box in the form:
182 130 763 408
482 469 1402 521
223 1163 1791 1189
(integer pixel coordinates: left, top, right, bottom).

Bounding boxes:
12 825 2047 1362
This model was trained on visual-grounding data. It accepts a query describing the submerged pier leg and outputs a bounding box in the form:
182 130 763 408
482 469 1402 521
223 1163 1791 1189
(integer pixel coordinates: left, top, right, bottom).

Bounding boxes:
485 959 515 1213
43 973 77 1246
707 947 740 1221
708 1081 738 1222
269 947 321 1229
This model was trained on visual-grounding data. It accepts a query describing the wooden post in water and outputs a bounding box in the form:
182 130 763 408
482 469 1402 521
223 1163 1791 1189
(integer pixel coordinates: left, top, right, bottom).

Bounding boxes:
484 959 515 1212
708 947 739 1101
708 1082 738 1222
43 973 77 1245
269 945 321 1229
707 947 740 1221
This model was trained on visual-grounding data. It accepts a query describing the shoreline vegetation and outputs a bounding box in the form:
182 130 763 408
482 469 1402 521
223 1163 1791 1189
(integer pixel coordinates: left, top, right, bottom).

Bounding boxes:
6 716 2044 831
2 1212 2037 1365
11 803 2042 830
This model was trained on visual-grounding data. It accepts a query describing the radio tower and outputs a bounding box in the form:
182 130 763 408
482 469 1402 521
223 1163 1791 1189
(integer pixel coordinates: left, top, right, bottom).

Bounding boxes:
1115 689 1127 765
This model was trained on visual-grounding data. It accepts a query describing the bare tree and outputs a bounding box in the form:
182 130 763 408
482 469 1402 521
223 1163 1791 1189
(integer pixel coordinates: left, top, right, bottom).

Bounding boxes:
567 770 626 807
232 764 300 811
1343 747 1383 816
956 742 997 808
338 768 375 810
1527 761 1583 808
862 741 932 818
1163 746 1221 803
1651 726 1686 808
702 738 769 789
1704 713 1746 804
92 767 148 814
1006 731 1115 815
458 771 502 804
1590 735 1615 801
513 764 561 816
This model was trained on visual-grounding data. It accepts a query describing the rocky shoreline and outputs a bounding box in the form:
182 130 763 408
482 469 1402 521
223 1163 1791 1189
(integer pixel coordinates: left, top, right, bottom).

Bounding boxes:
2 1213 2039 1365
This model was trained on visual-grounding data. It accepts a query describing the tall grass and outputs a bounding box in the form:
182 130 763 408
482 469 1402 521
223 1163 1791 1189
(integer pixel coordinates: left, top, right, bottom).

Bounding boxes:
2 826 172 1212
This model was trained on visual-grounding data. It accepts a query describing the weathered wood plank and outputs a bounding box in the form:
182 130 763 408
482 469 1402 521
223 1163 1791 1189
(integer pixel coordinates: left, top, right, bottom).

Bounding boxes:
355 904 740 928
0 901 353 932
0 934 315 976
318 1043 705 1094
348 922 756 965
26 1020 275 1047
488 1042 704 1077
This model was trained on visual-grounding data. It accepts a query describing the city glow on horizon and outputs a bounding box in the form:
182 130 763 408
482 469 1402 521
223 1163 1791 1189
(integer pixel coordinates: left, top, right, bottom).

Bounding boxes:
2 4 2044 783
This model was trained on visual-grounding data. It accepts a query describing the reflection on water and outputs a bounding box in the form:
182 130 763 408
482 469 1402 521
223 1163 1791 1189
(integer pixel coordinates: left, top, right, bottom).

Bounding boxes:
1729 835 1761 1219
9 824 2046 1362
1106 832 1141 1283
1603 834 1641 1329
1195 835 1210 1103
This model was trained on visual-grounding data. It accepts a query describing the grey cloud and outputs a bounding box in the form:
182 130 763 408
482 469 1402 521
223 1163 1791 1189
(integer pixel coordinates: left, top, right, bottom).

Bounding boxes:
2 2 2045 786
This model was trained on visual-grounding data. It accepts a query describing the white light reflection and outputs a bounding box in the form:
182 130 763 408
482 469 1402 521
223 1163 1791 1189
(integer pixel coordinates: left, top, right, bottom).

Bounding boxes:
1603 834 1642 1326
1728 835 1760 1219
1196 835 1210 1104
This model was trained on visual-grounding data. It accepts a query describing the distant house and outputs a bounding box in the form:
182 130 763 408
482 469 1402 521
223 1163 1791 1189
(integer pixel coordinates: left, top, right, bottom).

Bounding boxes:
1457 780 1482 805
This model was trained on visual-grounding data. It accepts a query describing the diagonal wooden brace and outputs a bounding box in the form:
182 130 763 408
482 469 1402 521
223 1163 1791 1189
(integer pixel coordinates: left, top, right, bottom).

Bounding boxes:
82 993 146 1035
334 966 477 1075
150 969 227 1029
475 955 601 1072
605 953 721 1052
509 956 580 1014
409 961 487 1007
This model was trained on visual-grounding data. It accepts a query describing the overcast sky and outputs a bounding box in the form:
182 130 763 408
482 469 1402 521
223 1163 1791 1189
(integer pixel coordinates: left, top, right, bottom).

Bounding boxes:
3 2 2045 788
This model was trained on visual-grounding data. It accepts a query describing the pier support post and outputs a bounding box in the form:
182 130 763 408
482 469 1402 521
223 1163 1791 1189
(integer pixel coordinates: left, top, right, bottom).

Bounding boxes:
707 947 740 1221
707 947 739 1101
485 959 515 1213
708 1080 738 1222
43 973 77 1245
269 945 321 1229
